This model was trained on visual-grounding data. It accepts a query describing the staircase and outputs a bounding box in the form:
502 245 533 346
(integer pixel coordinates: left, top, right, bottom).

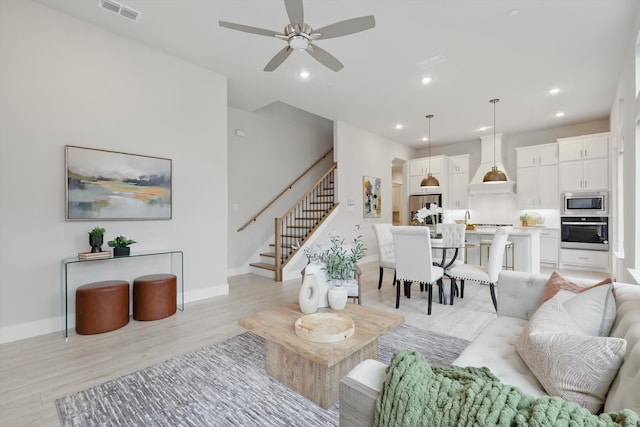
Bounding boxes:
250 163 338 281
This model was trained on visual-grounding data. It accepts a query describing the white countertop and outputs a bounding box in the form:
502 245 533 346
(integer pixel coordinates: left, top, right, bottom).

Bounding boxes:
466 227 542 236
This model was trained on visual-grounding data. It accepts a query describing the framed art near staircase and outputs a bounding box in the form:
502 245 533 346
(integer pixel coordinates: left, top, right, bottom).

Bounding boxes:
65 145 172 220
363 176 381 218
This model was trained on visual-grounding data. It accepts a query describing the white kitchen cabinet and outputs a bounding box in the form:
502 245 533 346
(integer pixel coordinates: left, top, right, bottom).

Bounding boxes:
447 154 469 209
558 133 609 192
516 143 558 209
408 156 446 194
539 228 559 266
560 248 609 272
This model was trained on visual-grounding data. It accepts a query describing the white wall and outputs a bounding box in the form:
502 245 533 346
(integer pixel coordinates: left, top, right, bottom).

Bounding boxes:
610 5 640 284
0 0 229 342
227 102 333 275
320 121 414 262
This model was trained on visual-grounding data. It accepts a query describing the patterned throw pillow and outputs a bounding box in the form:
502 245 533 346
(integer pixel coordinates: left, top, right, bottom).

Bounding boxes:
515 297 626 414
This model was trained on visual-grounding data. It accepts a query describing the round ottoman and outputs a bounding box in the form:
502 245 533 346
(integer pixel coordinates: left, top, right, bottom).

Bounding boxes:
133 274 177 321
76 280 130 335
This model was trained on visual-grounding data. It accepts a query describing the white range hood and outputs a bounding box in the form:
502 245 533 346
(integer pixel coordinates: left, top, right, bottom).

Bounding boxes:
469 133 515 194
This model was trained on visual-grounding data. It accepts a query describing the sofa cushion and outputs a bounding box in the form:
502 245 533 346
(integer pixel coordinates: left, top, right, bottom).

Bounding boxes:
561 284 616 336
541 271 612 303
453 316 546 398
515 296 626 413
604 282 640 414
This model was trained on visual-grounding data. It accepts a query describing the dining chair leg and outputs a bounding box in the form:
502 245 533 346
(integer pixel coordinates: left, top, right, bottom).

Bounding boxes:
395 279 401 308
427 283 433 315
489 282 498 311
437 278 446 305
378 267 384 289
449 278 456 306
404 281 412 298
460 279 465 299
393 270 396 286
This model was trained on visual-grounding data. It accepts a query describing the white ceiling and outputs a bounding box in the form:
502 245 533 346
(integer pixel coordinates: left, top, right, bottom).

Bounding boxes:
35 0 638 147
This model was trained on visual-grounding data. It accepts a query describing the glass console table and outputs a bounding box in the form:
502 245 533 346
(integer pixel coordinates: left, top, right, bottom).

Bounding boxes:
61 249 184 339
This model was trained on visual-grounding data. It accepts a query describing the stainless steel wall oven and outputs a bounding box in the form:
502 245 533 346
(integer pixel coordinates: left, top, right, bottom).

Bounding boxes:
560 216 609 251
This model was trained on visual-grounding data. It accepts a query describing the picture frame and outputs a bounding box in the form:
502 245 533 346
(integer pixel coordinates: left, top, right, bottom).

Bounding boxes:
65 145 172 220
363 176 381 218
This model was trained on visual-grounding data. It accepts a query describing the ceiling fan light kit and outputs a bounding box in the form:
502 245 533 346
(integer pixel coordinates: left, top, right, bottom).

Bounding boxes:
421 114 440 189
219 0 375 72
483 98 507 184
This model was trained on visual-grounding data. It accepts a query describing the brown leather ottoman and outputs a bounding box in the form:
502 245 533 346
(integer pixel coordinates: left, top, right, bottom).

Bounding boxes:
76 280 130 335
133 274 177 321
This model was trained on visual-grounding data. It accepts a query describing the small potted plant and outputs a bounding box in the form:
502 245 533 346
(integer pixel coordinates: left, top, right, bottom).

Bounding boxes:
304 235 367 310
107 235 136 257
88 227 106 253
519 213 531 227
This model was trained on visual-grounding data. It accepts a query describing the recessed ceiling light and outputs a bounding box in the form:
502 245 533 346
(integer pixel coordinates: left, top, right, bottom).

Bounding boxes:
474 126 491 132
549 87 560 95
298 70 310 79
395 124 403 130
421 76 432 85
422 137 428 142
555 111 565 117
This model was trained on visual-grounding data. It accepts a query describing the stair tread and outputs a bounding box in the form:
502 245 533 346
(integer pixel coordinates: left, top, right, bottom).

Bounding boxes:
260 252 275 258
250 262 275 271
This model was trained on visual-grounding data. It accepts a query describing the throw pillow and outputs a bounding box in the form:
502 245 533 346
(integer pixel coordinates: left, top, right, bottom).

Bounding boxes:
541 271 612 303
563 284 616 336
515 297 627 414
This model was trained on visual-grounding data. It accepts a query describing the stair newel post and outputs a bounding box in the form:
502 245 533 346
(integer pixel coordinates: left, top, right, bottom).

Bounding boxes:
275 217 283 282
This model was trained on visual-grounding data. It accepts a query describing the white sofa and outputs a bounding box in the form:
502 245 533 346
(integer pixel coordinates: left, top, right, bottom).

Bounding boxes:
338 271 640 426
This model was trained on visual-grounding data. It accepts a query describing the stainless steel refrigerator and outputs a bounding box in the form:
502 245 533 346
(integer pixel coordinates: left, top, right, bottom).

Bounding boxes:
408 194 442 225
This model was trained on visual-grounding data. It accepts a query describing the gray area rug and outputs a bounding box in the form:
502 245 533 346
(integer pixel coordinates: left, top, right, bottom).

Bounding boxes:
56 323 469 427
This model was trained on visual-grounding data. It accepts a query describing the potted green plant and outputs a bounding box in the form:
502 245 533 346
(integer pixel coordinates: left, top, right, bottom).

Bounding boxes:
519 213 531 227
88 227 106 253
304 234 366 310
107 235 137 257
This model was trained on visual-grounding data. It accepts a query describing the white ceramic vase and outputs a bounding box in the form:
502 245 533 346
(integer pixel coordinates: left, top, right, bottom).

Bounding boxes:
299 274 319 314
328 285 348 310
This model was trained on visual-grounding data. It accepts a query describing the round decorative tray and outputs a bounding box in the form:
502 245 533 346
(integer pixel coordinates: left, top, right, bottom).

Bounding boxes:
294 313 355 343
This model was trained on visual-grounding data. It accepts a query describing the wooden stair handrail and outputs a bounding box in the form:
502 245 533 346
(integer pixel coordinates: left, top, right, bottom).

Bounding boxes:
278 163 337 222
237 147 334 232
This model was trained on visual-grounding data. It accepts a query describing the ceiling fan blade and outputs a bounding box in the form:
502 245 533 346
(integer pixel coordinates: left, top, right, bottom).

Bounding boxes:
284 0 304 27
306 45 344 72
219 21 283 38
313 15 376 40
264 46 293 72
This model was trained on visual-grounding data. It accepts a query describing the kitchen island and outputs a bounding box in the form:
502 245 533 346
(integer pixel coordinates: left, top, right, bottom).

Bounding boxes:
464 227 541 273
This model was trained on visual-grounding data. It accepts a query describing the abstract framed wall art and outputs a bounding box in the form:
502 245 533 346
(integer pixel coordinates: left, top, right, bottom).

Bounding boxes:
65 145 172 220
363 176 381 218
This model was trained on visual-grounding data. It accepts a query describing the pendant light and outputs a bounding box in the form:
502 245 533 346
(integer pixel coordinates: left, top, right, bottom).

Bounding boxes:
483 98 508 183
420 114 440 188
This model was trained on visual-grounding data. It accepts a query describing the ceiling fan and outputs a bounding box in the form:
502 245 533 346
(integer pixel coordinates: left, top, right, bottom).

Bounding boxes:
219 0 375 72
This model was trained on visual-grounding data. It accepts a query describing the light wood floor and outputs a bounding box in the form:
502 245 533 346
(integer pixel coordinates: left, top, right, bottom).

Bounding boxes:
0 261 606 426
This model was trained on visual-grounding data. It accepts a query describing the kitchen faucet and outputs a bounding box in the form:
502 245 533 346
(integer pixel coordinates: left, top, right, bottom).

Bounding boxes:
465 210 471 224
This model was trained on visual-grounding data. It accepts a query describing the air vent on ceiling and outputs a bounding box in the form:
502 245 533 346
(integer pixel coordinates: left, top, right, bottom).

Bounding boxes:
417 54 446 70
98 0 142 23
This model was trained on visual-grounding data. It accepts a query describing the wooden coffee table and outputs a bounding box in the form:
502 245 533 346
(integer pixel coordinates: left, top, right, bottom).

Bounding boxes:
238 302 404 409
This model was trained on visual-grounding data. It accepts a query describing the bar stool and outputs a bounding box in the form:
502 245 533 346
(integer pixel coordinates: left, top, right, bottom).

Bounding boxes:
479 240 514 270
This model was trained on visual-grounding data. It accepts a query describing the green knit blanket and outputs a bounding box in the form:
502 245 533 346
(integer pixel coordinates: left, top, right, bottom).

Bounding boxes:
375 350 639 427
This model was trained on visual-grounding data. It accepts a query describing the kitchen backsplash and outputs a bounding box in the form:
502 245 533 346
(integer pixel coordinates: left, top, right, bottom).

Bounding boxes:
446 193 560 228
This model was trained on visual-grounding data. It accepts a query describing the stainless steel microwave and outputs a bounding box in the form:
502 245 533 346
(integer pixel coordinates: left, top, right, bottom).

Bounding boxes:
561 192 607 215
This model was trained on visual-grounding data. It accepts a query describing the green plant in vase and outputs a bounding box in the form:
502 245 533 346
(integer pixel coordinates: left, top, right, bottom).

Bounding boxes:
88 227 106 253
305 235 367 284
107 235 137 257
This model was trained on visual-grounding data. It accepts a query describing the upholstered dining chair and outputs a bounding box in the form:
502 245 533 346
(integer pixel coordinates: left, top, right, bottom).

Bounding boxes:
372 223 396 289
391 226 445 315
448 226 513 310
434 223 466 267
